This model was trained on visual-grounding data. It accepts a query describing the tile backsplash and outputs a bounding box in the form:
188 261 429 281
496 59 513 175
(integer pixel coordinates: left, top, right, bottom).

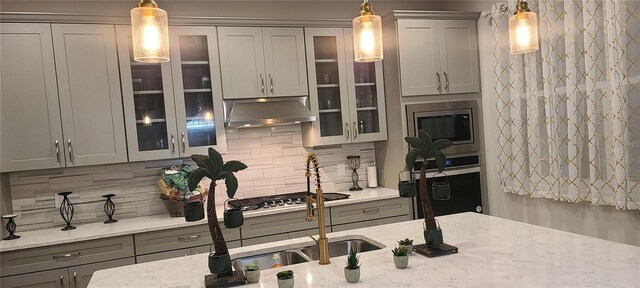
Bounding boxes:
8 124 375 231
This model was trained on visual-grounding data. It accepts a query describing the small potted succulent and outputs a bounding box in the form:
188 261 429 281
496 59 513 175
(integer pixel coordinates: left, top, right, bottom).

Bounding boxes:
344 248 360 283
276 270 294 288
398 238 414 255
244 263 260 284
392 247 409 269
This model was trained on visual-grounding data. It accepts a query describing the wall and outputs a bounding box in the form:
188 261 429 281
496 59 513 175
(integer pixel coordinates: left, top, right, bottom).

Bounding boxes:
475 3 640 247
8 124 375 231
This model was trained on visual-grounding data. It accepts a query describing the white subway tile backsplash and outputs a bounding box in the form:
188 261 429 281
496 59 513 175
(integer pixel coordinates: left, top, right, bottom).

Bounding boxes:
8 124 375 231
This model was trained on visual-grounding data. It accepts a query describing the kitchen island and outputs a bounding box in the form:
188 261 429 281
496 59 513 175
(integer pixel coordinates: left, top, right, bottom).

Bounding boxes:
88 213 640 287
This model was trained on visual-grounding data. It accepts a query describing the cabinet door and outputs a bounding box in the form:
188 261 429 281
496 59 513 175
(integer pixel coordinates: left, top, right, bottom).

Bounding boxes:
438 20 480 94
302 28 352 147
116 25 179 161
0 268 69 288
0 23 65 172
69 258 134 288
52 24 127 166
343 29 387 143
217 27 266 99
170 26 227 155
262 28 308 97
397 19 441 96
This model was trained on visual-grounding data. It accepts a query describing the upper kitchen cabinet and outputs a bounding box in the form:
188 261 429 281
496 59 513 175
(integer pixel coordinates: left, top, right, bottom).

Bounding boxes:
117 25 226 160
52 24 127 167
302 28 387 147
396 19 479 96
169 26 227 155
1 23 127 172
0 24 64 172
218 27 308 99
116 26 178 161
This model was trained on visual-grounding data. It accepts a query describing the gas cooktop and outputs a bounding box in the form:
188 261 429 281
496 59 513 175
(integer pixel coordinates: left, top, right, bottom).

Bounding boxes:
228 192 350 211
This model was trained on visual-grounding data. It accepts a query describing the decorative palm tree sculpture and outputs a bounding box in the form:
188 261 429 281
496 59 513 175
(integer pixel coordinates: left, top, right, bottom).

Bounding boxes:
405 130 456 255
188 148 247 285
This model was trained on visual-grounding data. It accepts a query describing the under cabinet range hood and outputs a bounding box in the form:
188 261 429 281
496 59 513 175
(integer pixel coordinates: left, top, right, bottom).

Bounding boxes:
224 97 316 128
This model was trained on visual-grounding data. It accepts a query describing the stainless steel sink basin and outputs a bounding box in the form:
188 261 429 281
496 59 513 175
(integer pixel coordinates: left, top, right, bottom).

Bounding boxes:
300 239 385 260
231 250 311 271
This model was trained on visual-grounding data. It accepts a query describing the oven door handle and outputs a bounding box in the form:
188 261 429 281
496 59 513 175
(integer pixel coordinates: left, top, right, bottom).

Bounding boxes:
412 166 481 178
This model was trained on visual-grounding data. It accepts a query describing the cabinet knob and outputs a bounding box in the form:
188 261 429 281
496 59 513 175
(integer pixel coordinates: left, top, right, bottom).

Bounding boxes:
269 74 274 94
436 72 442 92
55 140 61 164
443 72 449 91
73 272 78 288
59 275 64 287
171 133 175 153
353 121 358 139
345 123 350 140
259 74 265 95
181 133 186 153
67 139 74 163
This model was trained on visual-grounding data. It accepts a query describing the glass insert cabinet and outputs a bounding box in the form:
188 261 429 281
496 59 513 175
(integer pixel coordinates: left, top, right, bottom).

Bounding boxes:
302 28 387 147
116 26 226 161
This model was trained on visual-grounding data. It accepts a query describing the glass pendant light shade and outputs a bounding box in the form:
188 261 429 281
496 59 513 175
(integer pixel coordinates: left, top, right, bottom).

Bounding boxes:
131 1 169 63
353 1 383 62
508 1 539 54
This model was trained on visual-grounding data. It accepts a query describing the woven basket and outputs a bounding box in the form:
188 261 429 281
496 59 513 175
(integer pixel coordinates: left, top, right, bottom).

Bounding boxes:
160 195 184 217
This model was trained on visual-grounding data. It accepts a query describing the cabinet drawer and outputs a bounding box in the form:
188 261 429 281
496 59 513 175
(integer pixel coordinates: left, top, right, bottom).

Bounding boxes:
242 234 289 247
136 249 190 264
134 224 240 255
190 240 241 255
331 198 411 225
241 210 330 239
0 236 134 277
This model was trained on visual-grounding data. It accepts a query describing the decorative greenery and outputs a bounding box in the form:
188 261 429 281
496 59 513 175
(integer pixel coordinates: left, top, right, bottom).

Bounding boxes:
244 264 259 271
188 148 247 277
404 130 453 231
276 270 294 280
398 238 413 245
345 248 360 270
392 246 408 257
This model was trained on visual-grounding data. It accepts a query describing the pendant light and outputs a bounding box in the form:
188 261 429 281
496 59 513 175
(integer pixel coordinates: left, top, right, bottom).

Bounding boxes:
131 0 170 63
352 0 383 62
508 0 539 54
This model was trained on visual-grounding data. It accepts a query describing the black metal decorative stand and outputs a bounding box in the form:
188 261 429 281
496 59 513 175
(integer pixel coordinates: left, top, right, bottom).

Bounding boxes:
58 192 76 231
102 194 118 224
2 214 20 240
347 156 363 191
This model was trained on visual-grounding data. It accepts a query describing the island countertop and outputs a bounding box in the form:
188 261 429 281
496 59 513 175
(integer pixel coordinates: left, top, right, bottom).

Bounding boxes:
88 212 640 288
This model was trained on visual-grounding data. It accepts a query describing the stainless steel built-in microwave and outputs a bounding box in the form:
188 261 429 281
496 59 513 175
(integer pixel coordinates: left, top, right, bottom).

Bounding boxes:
405 100 480 155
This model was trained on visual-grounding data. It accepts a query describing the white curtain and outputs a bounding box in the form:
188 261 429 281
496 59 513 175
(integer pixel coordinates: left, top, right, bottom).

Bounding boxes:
492 0 640 210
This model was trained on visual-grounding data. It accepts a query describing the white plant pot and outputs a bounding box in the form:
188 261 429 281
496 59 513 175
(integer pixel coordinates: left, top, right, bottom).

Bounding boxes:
278 277 294 288
393 255 409 269
399 244 413 255
344 267 360 283
244 269 260 283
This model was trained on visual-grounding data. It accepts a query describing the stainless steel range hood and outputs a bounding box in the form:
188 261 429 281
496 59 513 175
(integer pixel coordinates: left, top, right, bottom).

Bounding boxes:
225 97 316 128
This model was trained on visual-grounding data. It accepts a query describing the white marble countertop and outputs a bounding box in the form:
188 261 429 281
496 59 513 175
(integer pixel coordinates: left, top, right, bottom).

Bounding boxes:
88 212 640 288
0 188 399 252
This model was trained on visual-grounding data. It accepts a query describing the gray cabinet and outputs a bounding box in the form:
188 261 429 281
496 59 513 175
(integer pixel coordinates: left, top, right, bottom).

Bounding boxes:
52 24 127 166
0 24 63 172
218 27 308 99
68 258 135 288
330 198 412 226
303 28 387 147
1 268 69 288
397 19 479 96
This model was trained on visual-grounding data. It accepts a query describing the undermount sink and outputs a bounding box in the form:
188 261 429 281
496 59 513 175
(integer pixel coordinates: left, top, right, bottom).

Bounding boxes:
300 239 385 260
231 250 311 271
230 236 385 270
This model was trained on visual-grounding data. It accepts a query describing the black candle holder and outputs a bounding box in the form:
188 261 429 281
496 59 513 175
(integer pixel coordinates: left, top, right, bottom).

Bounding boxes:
347 156 363 191
58 192 76 231
2 214 20 240
102 194 118 224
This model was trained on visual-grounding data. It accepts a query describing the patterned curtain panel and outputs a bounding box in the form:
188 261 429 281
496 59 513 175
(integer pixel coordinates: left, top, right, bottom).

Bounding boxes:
491 0 640 210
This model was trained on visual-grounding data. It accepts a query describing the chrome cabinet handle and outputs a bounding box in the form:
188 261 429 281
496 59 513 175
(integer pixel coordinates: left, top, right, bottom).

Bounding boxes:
345 123 350 140
436 72 442 92
362 208 380 215
181 132 186 153
259 74 265 95
444 72 449 92
178 234 201 242
67 139 73 163
53 251 81 261
73 272 78 288
353 121 358 139
269 74 274 94
170 133 175 153
59 275 64 287
55 140 61 164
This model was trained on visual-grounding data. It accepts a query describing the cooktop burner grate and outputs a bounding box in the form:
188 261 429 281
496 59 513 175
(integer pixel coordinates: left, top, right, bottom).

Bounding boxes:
227 192 350 211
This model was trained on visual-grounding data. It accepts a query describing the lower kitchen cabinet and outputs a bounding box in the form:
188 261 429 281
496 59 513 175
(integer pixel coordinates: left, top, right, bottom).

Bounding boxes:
332 215 412 232
330 198 412 226
136 241 241 263
0 258 134 288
